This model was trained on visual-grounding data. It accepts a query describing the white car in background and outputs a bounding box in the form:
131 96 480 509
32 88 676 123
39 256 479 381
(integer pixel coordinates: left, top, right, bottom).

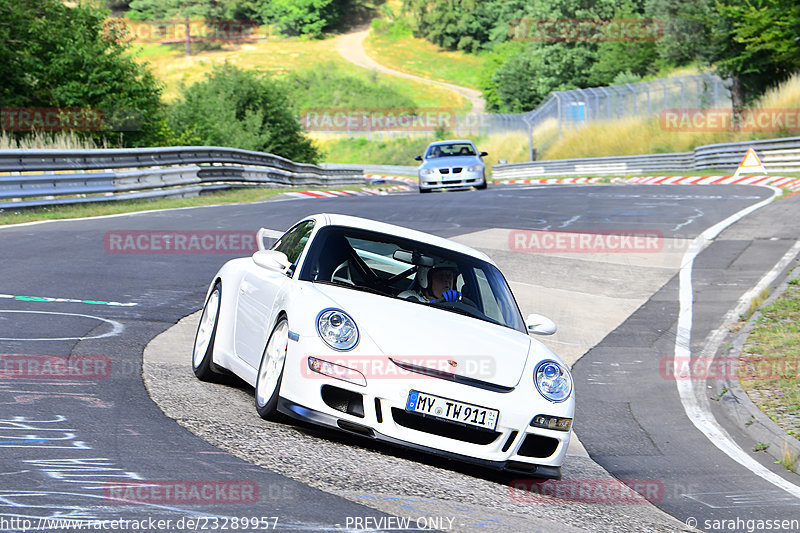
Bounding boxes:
415 140 488 193
192 213 573 479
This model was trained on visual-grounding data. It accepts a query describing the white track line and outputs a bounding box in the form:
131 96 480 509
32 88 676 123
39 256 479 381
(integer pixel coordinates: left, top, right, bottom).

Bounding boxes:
674 186 800 499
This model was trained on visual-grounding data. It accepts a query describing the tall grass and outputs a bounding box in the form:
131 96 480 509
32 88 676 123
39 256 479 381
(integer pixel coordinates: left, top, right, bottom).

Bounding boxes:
542 73 800 160
314 134 429 166
314 119 560 166
0 131 110 150
477 119 559 164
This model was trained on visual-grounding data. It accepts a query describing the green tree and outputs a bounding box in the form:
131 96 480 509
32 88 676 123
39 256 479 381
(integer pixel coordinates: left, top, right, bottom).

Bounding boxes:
168 63 320 162
403 0 527 53
258 0 348 37
0 0 164 146
481 0 620 111
588 3 660 86
711 0 800 106
645 0 713 66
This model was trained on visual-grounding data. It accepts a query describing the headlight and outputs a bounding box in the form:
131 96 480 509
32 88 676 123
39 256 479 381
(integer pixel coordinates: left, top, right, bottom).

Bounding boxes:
534 360 572 402
467 164 483 172
420 168 435 175
316 309 359 351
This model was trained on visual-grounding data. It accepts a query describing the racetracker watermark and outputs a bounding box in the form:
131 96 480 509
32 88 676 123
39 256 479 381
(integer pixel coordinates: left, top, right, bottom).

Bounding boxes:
510 229 663 253
104 231 258 254
0 354 111 379
104 481 258 504
300 108 456 133
107 18 261 44
302 355 496 381
508 18 664 42
1 108 103 132
660 108 800 133
660 356 800 381
509 479 664 503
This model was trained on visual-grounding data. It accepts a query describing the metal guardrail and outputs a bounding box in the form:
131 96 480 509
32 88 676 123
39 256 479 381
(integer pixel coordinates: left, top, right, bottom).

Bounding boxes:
0 146 365 209
492 136 800 179
320 163 418 176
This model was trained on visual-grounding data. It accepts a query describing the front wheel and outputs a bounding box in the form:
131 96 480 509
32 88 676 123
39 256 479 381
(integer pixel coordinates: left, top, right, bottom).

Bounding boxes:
255 317 289 419
476 179 488 190
192 282 222 381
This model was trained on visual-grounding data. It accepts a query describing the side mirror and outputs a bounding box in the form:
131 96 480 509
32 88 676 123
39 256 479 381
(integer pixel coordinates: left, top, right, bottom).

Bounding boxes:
252 250 291 272
256 227 283 251
526 313 557 336
414 155 423 161
480 151 488 157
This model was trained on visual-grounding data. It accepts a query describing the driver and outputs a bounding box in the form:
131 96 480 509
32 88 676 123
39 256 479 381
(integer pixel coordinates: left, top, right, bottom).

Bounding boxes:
399 259 463 303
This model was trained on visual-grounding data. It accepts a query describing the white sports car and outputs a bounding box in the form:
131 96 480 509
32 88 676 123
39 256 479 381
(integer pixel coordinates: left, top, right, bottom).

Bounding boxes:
192 213 574 479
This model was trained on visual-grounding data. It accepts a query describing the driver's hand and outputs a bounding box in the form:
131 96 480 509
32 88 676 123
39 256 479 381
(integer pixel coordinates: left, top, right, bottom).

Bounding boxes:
441 290 462 302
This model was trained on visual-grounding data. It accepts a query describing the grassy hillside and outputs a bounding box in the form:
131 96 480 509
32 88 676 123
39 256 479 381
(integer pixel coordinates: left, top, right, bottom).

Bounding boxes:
128 32 466 110
365 20 487 90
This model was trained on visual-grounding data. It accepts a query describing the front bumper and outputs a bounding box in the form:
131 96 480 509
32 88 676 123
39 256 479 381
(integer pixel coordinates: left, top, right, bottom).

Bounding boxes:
278 397 563 479
277 338 572 479
419 170 485 190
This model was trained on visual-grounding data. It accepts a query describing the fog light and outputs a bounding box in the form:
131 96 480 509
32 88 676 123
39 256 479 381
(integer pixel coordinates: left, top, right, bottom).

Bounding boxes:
531 414 572 432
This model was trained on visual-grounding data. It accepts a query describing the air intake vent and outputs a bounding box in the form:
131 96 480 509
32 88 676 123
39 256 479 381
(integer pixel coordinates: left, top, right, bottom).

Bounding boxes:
321 385 364 418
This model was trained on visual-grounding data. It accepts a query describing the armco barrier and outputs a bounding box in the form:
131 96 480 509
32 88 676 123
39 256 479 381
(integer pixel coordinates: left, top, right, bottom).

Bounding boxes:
0 147 365 209
492 135 800 179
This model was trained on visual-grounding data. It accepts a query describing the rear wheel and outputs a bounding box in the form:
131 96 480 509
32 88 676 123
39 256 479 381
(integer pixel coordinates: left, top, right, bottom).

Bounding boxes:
192 283 222 381
255 317 289 419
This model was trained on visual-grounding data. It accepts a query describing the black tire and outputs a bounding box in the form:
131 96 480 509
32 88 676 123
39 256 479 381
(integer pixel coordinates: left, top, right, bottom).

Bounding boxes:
192 282 223 381
419 187 431 194
476 179 488 190
255 317 289 420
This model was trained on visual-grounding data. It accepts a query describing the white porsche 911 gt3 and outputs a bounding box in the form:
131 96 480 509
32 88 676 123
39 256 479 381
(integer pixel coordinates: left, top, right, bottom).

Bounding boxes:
192 213 574 479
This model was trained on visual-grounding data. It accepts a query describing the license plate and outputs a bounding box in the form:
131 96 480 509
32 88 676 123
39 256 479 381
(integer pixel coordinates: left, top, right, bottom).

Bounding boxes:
406 390 498 430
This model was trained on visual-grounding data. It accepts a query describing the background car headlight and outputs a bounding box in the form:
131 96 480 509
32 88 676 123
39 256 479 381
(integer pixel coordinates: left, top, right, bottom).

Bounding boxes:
467 164 483 172
534 360 572 402
316 309 359 351
420 168 435 175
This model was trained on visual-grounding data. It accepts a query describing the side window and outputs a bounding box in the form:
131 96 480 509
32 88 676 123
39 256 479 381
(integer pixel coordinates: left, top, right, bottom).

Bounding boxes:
473 268 502 322
272 220 315 265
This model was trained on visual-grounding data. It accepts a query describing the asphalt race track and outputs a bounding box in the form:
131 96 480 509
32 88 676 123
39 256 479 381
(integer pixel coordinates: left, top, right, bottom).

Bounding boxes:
1 183 799 532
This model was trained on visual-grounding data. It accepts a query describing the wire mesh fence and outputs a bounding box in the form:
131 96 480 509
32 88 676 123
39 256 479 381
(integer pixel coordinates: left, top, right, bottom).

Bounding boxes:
303 73 731 143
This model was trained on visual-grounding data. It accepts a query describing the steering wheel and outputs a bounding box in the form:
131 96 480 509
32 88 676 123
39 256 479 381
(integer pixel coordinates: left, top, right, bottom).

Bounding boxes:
430 295 477 308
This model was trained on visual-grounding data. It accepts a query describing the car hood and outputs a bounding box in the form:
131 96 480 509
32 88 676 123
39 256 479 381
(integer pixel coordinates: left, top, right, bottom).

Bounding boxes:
309 283 531 388
419 156 483 169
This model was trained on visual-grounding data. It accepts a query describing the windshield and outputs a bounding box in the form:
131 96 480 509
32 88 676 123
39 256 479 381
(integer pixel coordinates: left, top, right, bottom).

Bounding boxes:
425 143 476 158
299 226 526 333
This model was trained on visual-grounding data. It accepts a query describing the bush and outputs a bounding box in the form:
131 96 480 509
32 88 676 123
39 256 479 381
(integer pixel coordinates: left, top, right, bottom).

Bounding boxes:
0 0 165 147
168 63 319 162
282 63 417 110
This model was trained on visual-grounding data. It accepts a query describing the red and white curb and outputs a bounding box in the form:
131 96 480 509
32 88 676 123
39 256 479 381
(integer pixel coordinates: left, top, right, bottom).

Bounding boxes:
284 185 411 199
365 174 419 186
491 175 800 192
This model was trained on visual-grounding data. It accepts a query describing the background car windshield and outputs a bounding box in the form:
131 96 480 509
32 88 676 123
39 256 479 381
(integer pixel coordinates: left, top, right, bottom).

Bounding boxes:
300 226 526 332
426 143 476 158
